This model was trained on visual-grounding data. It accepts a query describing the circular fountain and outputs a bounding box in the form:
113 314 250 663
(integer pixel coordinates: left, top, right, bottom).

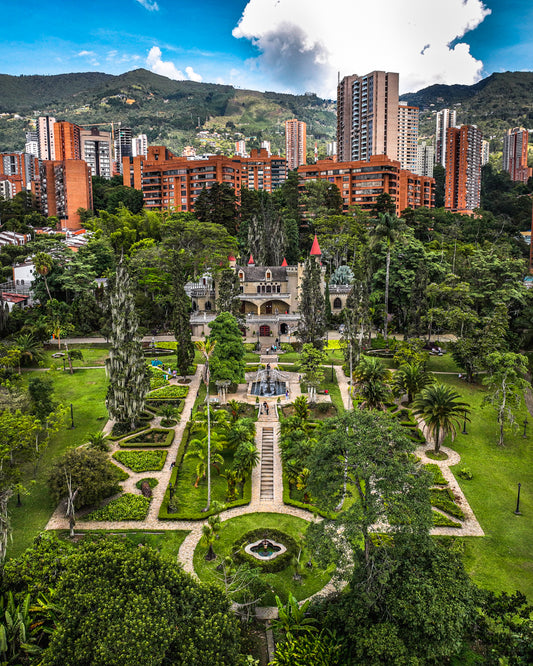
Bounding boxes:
245 538 287 561
250 367 287 397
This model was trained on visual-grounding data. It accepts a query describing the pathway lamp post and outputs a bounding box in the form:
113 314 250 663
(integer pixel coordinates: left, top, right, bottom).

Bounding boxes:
522 418 528 439
462 410 468 435
514 482 522 515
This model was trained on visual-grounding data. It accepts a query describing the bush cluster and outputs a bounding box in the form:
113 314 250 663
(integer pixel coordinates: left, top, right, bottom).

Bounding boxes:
120 428 174 448
430 488 465 520
432 510 461 527
148 385 189 399
425 463 448 486
232 528 298 573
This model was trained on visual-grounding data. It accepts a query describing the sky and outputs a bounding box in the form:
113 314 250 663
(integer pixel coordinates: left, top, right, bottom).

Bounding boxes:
3 0 533 98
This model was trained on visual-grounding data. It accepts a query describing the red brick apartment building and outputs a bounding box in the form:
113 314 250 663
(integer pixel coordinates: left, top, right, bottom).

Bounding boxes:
54 121 82 160
123 147 287 212
503 127 532 184
0 152 39 196
444 125 482 214
34 160 93 230
298 155 435 215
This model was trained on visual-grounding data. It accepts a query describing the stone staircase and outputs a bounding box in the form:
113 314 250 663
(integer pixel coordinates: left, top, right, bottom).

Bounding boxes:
259 426 275 501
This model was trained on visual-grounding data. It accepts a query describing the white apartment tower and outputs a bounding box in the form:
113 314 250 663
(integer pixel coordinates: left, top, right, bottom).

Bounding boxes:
37 116 56 160
435 109 457 167
132 134 148 158
415 142 435 177
397 102 419 172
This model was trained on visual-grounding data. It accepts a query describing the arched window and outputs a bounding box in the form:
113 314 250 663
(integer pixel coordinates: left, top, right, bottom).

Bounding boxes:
333 297 342 309
239 271 244 281
266 270 271 280
266 285 271 293
205 301 212 311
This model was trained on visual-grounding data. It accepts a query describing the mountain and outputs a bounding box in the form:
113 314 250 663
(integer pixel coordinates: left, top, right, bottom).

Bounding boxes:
0 69 336 157
400 72 533 143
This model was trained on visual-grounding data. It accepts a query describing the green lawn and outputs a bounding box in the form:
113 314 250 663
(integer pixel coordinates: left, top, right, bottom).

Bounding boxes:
438 375 533 598
38 346 109 368
7 368 109 559
193 513 332 605
299 370 344 413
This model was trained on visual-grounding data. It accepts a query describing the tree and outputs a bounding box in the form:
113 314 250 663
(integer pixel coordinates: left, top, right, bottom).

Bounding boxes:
28 375 55 420
269 630 343 666
412 383 470 454
47 448 123 510
299 343 326 403
33 252 54 301
306 410 432 573
105 259 149 430
171 258 195 377
342 279 369 367
208 313 245 385
41 538 245 666
392 361 435 404
370 212 404 338
482 351 529 446
297 255 326 349
195 339 217 512
184 434 225 488
193 182 238 235
353 356 391 410
13 332 44 369
216 269 242 321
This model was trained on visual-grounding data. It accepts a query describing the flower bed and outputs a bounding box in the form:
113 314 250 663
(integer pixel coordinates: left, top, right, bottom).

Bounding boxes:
120 428 174 448
113 450 167 472
85 494 150 521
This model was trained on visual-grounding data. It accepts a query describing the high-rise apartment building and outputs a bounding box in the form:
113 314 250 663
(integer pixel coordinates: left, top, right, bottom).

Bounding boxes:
25 131 39 158
132 134 148 158
337 71 399 163
80 128 112 178
37 116 56 160
415 142 435 177
482 140 490 166
0 152 40 194
285 119 306 170
54 121 82 161
35 159 93 230
260 141 271 156
235 140 247 157
397 102 419 172
445 125 483 213
114 127 133 173
435 108 457 167
502 127 532 183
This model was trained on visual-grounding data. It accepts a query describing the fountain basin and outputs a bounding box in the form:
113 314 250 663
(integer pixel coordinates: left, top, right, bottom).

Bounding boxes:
244 539 287 561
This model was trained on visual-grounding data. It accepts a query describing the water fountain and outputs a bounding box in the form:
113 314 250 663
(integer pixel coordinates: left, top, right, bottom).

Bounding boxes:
245 538 287 561
250 367 287 397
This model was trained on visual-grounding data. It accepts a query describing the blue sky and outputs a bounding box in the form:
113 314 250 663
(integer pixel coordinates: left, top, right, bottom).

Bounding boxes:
3 0 532 97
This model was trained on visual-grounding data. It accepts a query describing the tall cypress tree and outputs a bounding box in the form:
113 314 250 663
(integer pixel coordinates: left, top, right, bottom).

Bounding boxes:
106 259 149 430
216 269 242 322
172 259 195 377
297 255 326 349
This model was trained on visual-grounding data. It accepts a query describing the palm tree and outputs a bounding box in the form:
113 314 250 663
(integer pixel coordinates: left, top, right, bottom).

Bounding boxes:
353 356 391 410
392 362 435 404
223 417 255 450
184 438 224 488
293 395 309 420
233 441 260 495
370 213 404 338
33 252 53 301
13 333 44 369
195 338 217 511
412 383 470 454
226 399 241 423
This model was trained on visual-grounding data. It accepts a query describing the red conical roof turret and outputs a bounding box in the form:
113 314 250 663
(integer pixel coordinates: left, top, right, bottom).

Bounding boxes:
281 257 288 267
310 234 322 256
248 254 255 265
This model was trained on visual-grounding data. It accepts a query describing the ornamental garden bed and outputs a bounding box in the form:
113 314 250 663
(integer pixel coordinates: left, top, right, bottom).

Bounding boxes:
120 429 174 448
193 513 332 606
232 528 299 573
85 493 151 521
425 463 448 486
430 487 465 520
432 510 461 527
113 450 167 472
145 398 184 415
148 385 189 399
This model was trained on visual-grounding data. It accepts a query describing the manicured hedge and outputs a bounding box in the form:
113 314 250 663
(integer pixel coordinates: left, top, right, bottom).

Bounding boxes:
107 425 148 441
120 428 174 448
430 488 465 520
232 528 298 573
113 450 167 472
425 463 448 486
432 510 461 527
85 494 151 521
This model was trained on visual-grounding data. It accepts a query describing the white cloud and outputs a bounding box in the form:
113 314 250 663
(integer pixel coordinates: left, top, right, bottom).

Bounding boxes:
185 66 202 82
76 50 95 57
232 0 491 95
146 47 203 82
136 0 159 11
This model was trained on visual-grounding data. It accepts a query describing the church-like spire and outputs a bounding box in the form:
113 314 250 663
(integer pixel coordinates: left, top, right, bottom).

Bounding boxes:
310 234 322 256
281 257 288 266
248 254 255 265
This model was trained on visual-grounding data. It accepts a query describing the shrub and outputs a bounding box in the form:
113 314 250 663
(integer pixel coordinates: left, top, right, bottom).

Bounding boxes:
430 488 465 520
135 477 159 490
113 450 167 472
85 494 150 521
457 467 473 480
120 429 174 448
280 343 294 352
232 529 299 573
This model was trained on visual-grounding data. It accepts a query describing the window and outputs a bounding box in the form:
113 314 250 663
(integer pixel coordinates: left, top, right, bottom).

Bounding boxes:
266 270 271 280
239 271 244 281
333 297 342 309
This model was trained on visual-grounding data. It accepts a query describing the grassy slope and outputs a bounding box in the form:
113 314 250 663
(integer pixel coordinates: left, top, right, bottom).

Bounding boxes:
8 368 109 558
438 375 533 598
